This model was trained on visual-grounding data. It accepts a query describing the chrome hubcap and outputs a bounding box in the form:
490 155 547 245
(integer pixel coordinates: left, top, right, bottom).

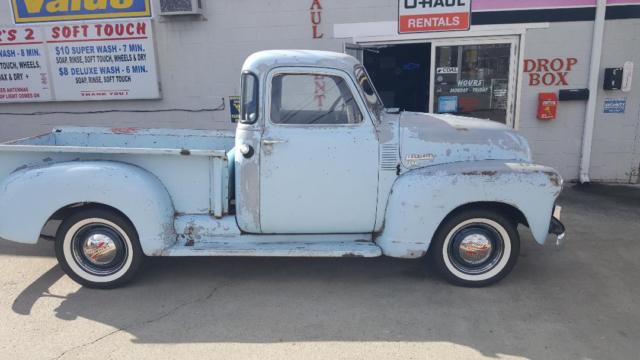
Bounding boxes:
458 234 493 265
82 233 118 266
71 224 127 276
448 223 505 275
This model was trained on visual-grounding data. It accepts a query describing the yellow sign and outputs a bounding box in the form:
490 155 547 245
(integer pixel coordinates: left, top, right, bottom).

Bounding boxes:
11 0 152 24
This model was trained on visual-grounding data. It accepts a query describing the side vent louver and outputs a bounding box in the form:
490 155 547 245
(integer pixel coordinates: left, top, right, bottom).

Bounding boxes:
380 144 399 171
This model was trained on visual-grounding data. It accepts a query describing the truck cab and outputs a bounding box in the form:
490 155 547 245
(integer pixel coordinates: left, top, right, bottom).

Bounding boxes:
0 50 565 289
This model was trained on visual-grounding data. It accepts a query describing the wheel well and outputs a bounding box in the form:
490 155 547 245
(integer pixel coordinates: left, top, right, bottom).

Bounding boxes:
41 203 133 240
446 202 528 227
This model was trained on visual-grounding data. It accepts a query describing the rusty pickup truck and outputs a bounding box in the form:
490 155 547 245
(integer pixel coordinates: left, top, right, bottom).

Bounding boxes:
0 50 565 288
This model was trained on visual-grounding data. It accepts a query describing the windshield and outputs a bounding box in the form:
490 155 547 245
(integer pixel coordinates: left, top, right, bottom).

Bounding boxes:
354 65 385 120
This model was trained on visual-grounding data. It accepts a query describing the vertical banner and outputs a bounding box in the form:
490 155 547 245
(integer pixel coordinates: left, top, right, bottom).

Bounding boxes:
45 20 159 101
0 26 52 102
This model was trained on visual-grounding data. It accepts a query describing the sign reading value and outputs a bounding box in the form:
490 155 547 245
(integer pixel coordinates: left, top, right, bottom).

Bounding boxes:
399 0 471 34
11 0 152 24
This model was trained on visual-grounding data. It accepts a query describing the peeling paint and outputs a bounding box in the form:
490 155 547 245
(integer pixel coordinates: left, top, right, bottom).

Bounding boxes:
376 160 563 258
398 112 531 170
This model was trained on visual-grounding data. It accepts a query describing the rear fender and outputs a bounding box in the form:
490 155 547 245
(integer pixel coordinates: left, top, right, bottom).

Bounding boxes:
376 161 563 258
0 161 176 255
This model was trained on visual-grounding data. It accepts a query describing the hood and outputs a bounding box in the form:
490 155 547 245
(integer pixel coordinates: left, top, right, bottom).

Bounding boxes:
398 112 531 169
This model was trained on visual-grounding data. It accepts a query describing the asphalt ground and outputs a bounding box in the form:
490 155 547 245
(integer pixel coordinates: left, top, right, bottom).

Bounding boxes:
0 183 638 360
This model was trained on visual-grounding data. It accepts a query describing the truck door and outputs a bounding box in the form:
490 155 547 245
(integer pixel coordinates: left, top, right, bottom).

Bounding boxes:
260 67 379 234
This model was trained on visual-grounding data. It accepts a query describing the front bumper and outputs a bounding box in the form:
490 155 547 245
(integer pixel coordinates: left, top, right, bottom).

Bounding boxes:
548 206 566 247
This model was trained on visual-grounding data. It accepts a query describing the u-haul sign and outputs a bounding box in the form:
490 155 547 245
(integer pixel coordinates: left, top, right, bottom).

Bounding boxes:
399 0 471 34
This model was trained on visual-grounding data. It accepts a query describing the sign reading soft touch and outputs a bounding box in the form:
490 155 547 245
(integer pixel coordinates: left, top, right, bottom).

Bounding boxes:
46 20 159 101
398 0 471 34
0 20 160 103
11 0 152 24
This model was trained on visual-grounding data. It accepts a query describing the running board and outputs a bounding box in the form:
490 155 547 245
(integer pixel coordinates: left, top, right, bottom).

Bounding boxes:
161 240 382 258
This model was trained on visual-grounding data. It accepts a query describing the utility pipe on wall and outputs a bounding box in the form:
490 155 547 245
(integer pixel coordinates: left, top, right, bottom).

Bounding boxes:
579 0 607 183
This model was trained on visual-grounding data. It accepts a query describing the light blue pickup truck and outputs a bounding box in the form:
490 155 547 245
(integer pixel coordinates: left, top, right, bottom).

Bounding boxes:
0 50 565 288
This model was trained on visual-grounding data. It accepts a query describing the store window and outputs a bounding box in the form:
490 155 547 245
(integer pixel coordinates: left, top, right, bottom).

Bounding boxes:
433 43 512 124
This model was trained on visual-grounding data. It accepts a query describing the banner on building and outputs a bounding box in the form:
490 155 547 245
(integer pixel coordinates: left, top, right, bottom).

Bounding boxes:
399 0 471 34
0 20 159 103
11 0 152 24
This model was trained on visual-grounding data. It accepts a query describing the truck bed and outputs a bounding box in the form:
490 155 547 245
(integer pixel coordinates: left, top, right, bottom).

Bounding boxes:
0 127 236 217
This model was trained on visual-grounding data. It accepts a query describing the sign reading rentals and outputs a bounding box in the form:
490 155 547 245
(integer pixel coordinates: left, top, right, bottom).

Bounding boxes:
399 0 471 34
11 0 152 24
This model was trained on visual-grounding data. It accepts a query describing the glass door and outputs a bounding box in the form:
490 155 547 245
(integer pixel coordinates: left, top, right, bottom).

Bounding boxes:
429 37 519 126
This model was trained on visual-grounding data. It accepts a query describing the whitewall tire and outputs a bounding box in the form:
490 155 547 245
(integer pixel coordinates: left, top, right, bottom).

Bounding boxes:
430 209 520 287
55 208 144 289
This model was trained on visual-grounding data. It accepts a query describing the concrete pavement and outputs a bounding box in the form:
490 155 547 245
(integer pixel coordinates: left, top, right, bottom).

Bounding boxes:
0 184 639 360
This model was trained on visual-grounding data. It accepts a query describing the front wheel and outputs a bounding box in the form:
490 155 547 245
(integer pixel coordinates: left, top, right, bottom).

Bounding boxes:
55 208 144 289
430 209 520 287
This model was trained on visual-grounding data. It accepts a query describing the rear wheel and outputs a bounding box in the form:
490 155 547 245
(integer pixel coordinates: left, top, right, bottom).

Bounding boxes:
55 208 144 289
430 209 520 287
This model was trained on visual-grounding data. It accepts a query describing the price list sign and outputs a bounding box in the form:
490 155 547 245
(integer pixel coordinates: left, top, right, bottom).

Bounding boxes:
0 26 52 102
45 20 159 101
0 20 159 103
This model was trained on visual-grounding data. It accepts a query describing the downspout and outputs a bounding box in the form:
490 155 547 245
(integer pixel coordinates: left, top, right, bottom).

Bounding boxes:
579 0 607 183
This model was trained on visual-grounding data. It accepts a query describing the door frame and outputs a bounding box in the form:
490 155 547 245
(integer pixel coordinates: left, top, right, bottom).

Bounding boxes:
341 22 549 129
428 36 520 127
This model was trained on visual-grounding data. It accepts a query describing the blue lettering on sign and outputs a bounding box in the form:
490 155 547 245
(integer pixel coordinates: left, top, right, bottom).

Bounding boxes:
11 0 152 24
603 98 626 114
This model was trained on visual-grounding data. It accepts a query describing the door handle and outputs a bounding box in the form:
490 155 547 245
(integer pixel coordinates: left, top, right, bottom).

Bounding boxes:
262 138 287 145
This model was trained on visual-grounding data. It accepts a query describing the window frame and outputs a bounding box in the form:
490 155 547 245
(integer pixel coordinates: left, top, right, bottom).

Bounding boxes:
265 67 372 128
240 71 260 125
428 36 519 127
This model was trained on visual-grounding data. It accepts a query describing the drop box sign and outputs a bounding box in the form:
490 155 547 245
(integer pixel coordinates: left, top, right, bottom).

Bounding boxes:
11 0 152 24
399 0 471 34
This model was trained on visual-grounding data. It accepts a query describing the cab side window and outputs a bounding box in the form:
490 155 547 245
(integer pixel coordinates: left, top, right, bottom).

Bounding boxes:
270 74 363 125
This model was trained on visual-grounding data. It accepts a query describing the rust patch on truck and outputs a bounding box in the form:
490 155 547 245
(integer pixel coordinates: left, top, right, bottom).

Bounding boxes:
111 127 139 134
544 171 562 187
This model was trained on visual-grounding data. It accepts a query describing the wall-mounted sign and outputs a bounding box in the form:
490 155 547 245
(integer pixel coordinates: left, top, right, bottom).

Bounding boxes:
603 98 626 114
0 26 52 102
229 96 240 122
0 20 159 103
11 0 152 24
524 58 578 86
398 0 471 34
46 20 159 100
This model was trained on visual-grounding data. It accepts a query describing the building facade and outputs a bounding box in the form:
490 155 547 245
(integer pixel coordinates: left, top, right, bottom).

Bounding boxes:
0 0 639 183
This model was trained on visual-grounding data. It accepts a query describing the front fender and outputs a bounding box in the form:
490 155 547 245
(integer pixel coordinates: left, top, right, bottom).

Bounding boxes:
0 161 176 255
376 161 563 258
